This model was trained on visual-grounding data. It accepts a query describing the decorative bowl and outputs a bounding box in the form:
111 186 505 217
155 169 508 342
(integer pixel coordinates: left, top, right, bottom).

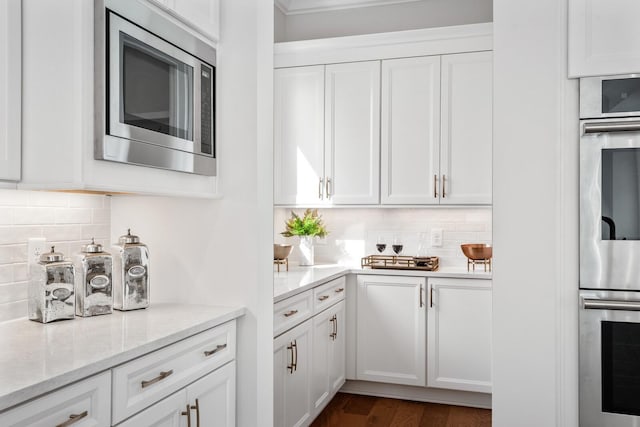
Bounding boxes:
460 243 492 260
274 244 293 260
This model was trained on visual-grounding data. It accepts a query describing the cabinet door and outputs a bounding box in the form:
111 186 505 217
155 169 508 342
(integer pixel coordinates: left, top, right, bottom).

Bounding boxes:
274 66 326 205
356 275 426 386
274 318 313 427
569 0 640 77
0 371 111 427
310 300 345 417
325 61 380 204
440 52 492 205
427 278 492 393
381 56 440 205
169 0 219 41
117 390 187 427
186 361 236 427
0 0 21 183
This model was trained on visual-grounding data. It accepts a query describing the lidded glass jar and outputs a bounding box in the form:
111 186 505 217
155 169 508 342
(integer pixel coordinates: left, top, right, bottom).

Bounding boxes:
112 229 150 311
74 238 113 317
28 246 75 323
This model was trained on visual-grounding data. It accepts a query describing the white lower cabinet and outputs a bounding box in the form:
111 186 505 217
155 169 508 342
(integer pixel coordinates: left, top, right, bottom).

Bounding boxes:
0 371 111 427
356 275 426 386
427 278 492 393
274 318 313 427
311 300 345 417
117 390 187 427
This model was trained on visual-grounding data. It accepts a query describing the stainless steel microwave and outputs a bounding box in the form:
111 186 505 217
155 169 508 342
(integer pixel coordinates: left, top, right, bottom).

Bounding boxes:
94 0 216 176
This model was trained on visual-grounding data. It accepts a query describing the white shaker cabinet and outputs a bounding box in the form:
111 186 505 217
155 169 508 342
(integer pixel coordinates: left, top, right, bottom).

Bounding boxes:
274 66 326 206
381 52 492 205
439 51 492 205
427 278 492 393
146 0 219 42
380 56 441 204
186 361 236 427
117 389 187 427
0 0 21 184
569 0 640 77
274 318 313 427
356 275 426 386
311 300 346 417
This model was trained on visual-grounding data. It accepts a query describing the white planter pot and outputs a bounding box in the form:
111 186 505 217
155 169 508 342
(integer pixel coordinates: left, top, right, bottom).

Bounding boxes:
299 236 314 266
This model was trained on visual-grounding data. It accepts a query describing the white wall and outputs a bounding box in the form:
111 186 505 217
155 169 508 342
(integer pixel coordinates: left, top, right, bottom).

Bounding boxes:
111 2 274 426
274 207 492 269
493 0 579 425
275 0 492 42
0 190 110 322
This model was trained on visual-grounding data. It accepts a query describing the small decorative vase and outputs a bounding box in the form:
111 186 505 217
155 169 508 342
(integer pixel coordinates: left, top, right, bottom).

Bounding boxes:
299 235 314 266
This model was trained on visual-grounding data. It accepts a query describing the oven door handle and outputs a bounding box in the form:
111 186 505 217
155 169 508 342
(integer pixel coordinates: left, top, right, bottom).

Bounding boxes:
583 298 640 311
583 120 640 134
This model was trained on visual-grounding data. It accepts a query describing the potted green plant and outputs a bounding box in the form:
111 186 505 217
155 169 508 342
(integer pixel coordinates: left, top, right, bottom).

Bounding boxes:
281 209 328 266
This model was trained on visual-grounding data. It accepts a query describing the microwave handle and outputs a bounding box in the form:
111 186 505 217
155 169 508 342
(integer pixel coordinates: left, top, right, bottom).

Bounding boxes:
583 120 640 134
583 298 640 311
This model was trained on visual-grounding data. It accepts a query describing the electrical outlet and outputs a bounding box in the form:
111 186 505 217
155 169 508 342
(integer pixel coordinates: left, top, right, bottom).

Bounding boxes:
28 237 47 266
431 228 443 247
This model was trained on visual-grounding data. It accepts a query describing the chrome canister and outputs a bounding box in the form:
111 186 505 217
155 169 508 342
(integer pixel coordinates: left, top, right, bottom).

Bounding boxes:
28 246 75 323
75 238 113 317
113 229 150 311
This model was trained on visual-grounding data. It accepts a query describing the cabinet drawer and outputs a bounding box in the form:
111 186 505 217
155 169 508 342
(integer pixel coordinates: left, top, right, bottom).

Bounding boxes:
112 321 236 424
0 371 111 427
313 276 346 314
274 290 313 337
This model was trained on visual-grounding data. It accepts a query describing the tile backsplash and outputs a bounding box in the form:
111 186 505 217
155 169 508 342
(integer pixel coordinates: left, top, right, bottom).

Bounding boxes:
274 207 492 268
0 190 111 322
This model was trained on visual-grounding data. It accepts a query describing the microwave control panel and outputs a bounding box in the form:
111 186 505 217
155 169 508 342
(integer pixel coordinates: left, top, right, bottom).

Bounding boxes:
201 64 214 156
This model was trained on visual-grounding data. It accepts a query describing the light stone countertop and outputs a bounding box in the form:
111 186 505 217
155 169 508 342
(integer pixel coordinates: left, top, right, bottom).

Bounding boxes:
274 263 491 302
0 303 245 412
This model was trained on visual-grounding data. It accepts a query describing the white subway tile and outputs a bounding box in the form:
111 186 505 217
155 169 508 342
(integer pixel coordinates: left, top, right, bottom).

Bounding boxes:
42 225 82 242
0 190 29 206
12 263 27 282
69 194 105 209
12 244 27 263
0 283 27 304
28 191 70 207
0 265 13 284
0 207 13 224
0 246 12 264
82 225 109 240
0 300 27 322
55 208 91 224
13 207 56 225
92 208 110 224
0 226 44 245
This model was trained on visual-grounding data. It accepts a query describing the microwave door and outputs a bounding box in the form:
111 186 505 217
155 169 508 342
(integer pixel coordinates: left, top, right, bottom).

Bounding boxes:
107 12 201 154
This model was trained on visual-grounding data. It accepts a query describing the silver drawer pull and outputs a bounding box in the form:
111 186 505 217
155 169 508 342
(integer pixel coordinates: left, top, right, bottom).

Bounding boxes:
318 295 329 301
141 369 174 388
334 288 344 293
204 343 227 357
583 298 640 311
56 411 88 427
283 310 298 317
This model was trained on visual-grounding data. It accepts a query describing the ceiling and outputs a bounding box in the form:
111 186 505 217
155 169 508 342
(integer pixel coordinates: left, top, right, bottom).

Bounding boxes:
275 0 424 15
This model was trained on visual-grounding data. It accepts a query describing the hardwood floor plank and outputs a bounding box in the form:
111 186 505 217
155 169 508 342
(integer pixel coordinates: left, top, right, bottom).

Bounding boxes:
419 402 451 427
365 397 400 426
343 394 378 415
445 406 492 427
389 401 426 427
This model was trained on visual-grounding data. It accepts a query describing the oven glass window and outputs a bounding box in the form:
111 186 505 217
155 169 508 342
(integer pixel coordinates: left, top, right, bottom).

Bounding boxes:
602 321 640 415
601 148 640 240
602 78 640 114
120 32 193 140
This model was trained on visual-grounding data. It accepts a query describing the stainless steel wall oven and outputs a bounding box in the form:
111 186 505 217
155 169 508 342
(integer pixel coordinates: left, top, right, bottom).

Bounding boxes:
95 0 216 176
580 73 640 426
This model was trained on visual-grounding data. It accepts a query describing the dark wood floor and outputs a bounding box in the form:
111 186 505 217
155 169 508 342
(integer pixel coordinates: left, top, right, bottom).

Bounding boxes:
310 393 491 427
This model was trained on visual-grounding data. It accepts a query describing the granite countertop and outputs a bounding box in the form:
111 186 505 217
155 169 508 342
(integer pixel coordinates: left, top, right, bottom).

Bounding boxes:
274 263 491 302
0 303 245 413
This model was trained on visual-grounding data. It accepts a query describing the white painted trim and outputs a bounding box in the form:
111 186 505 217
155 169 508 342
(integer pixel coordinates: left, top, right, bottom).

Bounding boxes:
274 23 493 67
275 0 423 15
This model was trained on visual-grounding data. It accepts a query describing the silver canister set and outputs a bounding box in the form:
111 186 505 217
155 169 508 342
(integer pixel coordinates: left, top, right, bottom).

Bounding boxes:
27 229 150 323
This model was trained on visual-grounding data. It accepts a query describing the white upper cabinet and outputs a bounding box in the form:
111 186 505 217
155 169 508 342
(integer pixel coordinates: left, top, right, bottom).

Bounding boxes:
0 0 21 185
325 61 381 205
381 56 441 204
147 0 219 42
569 0 640 77
440 51 492 205
274 66 326 205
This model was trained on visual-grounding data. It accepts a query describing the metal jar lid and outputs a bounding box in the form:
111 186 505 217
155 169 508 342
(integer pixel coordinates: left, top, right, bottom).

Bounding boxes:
82 238 104 253
40 246 65 263
119 229 140 245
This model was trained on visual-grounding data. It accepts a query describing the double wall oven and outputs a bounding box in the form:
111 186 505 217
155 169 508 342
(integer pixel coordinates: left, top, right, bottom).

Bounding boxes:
580 74 640 426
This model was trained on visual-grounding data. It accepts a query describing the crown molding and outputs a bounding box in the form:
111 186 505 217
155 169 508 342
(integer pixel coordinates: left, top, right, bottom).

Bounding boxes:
275 0 423 15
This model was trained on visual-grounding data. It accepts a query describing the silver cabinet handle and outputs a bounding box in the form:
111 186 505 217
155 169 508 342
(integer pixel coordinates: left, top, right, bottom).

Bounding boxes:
329 315 337 340
433 175 438 198
204 343 227 356
287 342 295 374
442 175 446 198
326 178 332 199
430 287 434 308
420 285 424 307
583 120 640 134
193 398 201 427
318 177 324 200
292 340 298 372
56 411 88 427
318 295 329 301
283 309 298 317
141 369 173 388
583 298 640 311
334 288 344 293
181 404 192 427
